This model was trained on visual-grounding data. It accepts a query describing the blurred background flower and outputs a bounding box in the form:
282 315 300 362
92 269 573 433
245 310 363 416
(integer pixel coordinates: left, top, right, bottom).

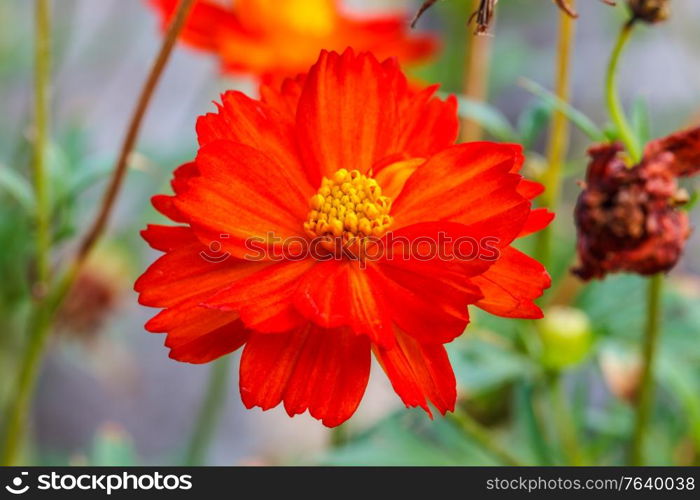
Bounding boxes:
149 0 436 79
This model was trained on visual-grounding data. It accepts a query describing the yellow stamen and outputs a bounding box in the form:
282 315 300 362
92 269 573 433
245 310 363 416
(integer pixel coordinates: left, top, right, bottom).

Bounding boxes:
304 169 393 255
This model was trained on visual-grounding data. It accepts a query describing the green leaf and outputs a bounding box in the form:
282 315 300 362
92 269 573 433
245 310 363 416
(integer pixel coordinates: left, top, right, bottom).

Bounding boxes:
658 361 700 450
0 165 34 211
453 96 518 142
517 101 552 150
450 335 536 394
90 424 137 466
519 78 606 143
631 96 651 146
513 381 554 465
317 412 496 466
681 188 698 212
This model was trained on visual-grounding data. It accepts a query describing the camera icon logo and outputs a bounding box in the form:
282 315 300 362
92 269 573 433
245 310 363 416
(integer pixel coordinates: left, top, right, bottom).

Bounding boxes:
5 472 29 495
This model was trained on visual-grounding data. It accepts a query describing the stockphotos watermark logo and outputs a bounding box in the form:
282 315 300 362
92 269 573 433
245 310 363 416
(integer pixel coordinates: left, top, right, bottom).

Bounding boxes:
3 471 192 496
5 472 29 495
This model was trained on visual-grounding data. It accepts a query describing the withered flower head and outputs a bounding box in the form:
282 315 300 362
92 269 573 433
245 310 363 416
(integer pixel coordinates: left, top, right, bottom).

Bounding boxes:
573 127 700 281
57 247 132 339
412 0 615 34
627 0 670 24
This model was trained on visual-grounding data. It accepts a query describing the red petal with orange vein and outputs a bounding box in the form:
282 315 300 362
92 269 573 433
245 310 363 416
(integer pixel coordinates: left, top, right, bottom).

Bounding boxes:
392 142 529 231
196 91 311 187
367 263 472 345
394 84 459 161
520 208 555 238
166 318 250 364
141 224 194 253
175 141 311 259
240 325 371 427
136 225 263 361
294 260 393 347
260 75 306 121
296 49 407 183
374 328 456 416
471 247 551 319
203 259 316 333
151 162 198 223
517 179 545 199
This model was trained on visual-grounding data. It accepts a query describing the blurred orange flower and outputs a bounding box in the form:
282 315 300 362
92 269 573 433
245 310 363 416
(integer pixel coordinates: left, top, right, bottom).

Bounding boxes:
135 50 551 426
149 0 437 79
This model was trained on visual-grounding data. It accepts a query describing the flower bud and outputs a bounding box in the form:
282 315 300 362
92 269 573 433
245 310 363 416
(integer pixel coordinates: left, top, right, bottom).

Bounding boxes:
600 350 642 404
537 307 593 370
627 0 670 24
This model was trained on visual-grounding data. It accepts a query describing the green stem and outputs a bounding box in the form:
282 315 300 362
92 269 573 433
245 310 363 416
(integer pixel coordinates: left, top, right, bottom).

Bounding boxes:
0 0 53 466
330 425 349 448
548 372 585 465
0 0 196 466
184 356 231 466
32 0 51 292
536 3 576 271
605 21 642 163
448 410 524 466
630 273 664 465
0 308 51 465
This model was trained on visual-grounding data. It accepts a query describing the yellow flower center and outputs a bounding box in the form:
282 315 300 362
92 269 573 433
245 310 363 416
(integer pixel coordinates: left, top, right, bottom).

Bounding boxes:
236 0 337 37
304 169 393 254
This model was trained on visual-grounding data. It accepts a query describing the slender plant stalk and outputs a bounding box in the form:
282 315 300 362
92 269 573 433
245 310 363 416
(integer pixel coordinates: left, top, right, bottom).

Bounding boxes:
184 356 231 466
548 372 585 465
0 0 53 466
448 410 524 466
532 4 585 467
536 2 576 269
0 0 195 466
31 0 51 293
460 0 493 142
330 424 349 448
70 0 195 277
605 21 642 163
604 18 662 466
630 273 664 465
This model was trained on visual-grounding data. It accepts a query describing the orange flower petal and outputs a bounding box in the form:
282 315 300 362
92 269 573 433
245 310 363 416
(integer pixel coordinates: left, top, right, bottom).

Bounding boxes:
196 91 313 185
519 208 555 238
136 225 264 361
175 141 311 259
296 49 408 182
240 325 371 427
294 260 394 347
471 247 551 319
203 260 316 333
392 143 529 234
166 318 249 364
374 328 456 416
151 162 198 223
148 0 239 52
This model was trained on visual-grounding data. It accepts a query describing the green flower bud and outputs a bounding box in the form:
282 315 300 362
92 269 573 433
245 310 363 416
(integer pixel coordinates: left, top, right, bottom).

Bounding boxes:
537 306 593 370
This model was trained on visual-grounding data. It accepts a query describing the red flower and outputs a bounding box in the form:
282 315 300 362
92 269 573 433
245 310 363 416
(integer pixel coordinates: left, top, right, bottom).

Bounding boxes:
148 0 436 79
135 50 552 426
574 127 700 280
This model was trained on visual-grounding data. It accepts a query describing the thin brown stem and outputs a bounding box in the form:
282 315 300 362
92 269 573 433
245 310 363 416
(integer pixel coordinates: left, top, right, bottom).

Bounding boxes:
536 2 576 269
70 0 195 278
0 0 195 465
460 0 493 142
